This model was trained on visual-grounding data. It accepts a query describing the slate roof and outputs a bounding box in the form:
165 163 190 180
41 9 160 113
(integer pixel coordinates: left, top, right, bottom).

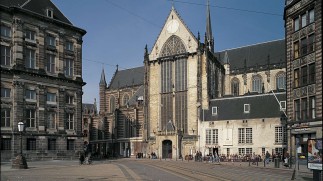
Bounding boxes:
108 67 144 90
215 39 285 70
202 92 286 121
0 0 72 25
83 103 97 115
127 85 144 106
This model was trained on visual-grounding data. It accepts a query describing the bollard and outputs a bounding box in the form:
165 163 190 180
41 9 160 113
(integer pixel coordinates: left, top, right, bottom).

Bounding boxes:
264 159 266 167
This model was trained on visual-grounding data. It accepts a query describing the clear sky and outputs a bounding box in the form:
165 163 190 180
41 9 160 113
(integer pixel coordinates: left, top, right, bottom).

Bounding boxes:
51 0 285 104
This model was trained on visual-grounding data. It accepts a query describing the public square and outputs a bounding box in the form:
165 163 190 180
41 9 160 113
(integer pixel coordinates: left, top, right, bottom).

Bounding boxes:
1 158 315 181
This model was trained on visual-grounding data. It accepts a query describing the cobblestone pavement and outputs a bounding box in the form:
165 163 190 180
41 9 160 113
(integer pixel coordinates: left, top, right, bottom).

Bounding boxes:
0 158 317 181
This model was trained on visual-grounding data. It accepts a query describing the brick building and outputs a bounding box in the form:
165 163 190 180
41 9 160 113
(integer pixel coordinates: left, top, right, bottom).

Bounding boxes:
284 0 322 160
1 0 86 161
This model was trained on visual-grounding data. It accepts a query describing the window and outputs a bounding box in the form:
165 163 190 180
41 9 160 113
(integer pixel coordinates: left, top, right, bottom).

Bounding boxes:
309 63 315 84
238 128 245 144
238 148 245 156
47 112 56 129
293 41 299 59
294 100 301 121
66 95 74 104
301 66 308 86
25 30 35 42
1 138 11 150
110 96 115 113
205 129 218 144
252 76 262 93
226 148 230 156
309 97 315 119
294 17 299 31
47 93 56 104
231 79 239 96
123 94 129 106
276 73 286 90
275 126 284 143
244 104 250 113
65 41 73 51
212 107 218 115
246 148 252 155
46 54 55 73
27 138 36 150
67 139 74 150
46 36 55 46
309 9 314 23
26 109 36 127
47 9 53 18
301 38 308 56
294 69 300 87
301 13 307 28
25 89 36 100
1 108 11 127
1 25 11 37
246 128 253 143
1 88 10 98
66 113 74 130
64 59 73 76
280 101 286 111
275 148 283 155
308 34 315 53
1 45 11 66
48 139 56 150
25 49 36 69
301 98 308 120
239 128 252 144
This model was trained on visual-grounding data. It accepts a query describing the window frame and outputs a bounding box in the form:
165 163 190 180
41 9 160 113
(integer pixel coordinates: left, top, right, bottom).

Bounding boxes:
276 73 286 90
1 108 11 127
1 45 11 66
46 92 57 104
25 48 36 69
25 89 36 101
280 101 286 111
47 112 56 129
46 35 56 47
64 59 74 76
27 138 36 150
66 113 74 130
0 25 11 38
252 75 262 93
0 138 11 150
1 87 11 98
25 30 36 42
212 106 218 115
65 41 74 51
244 104 250 113
48 138 56 150
46 54 56 73
26 109 36 128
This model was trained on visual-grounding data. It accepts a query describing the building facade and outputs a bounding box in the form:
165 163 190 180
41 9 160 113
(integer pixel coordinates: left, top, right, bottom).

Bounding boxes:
98 67 145 158
1 0 86 161
284 0 322 160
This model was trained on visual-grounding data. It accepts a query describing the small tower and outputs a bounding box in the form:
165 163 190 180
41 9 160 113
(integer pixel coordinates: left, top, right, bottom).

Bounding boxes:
206 0 214 52
99 67 107 114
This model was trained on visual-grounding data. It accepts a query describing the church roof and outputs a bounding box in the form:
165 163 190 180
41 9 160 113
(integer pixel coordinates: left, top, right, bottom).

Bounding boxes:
202 92 286 121
127 85 144 106
108 66 144 90
216 39 285 70
0 0 72 25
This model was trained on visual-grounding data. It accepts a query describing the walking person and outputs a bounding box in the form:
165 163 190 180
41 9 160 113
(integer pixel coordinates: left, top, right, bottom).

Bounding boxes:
265 151 270 165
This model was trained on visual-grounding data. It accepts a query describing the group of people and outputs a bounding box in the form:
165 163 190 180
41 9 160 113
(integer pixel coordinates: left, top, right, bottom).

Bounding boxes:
150 152 157 159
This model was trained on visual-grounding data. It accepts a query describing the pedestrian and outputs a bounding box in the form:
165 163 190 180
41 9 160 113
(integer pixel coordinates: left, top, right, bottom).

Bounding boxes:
79 153 85 165
252 152 256 165
265 151 270 165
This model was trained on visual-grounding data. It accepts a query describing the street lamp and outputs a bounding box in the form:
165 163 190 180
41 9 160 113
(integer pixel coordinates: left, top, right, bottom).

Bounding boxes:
12 122 28 169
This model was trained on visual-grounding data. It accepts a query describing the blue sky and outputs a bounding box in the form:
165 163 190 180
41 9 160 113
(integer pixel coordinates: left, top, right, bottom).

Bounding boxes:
51 0 285 104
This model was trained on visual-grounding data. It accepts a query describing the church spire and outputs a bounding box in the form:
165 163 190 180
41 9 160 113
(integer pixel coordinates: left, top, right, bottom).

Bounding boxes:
99 67 107 86
206 0 214 52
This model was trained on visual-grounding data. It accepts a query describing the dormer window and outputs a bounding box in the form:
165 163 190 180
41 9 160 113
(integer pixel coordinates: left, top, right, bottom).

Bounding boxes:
47 9 53 18
244 104 250 113
212 106 218 115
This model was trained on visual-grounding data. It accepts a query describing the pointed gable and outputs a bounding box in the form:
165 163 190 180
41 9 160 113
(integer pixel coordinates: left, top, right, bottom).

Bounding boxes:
149 7 198 60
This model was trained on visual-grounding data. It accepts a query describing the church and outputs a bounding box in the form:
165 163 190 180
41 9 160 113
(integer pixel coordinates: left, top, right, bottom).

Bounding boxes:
96 3 287 159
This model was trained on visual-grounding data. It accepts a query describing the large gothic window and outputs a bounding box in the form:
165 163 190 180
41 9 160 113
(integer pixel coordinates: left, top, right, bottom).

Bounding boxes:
231 78 240 96
160 35 186 57
122 94 129 106
110 96 115 113
252 75 262 93
160 36 187 133
276 72 286 90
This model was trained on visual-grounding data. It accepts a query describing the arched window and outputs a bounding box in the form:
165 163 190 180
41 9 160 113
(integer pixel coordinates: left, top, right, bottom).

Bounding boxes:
252 75 262 93
160 35 186 57
123 94 129 106
231 78 240 96
109 96 115 113
276 72 286 90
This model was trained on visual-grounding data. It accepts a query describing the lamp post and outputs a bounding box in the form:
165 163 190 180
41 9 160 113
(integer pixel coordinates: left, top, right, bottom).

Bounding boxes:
12 122 28 169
